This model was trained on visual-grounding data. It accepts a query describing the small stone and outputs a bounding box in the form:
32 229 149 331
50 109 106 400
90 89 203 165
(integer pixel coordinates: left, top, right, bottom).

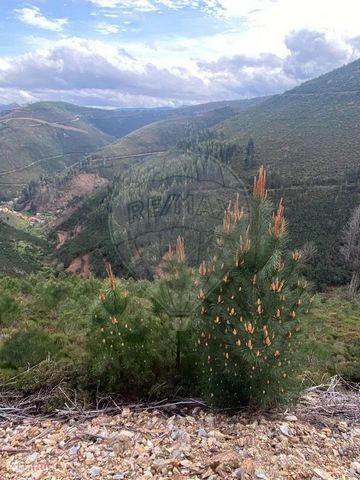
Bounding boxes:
89 466 101 477
113 474 125 480
338 421 347 432
69 445 80 456
208 430 225 439
284 415 298 422
205 414 216 427
256 472 269 480
117 429 135 441
232 459 255 478
152 458 166 468
350 461 360 474
198 428 208 438
211 450 240 469
279 424 291 437
313 467 333 480
171 429 182 440
85 452 95 464
171 429 190 443
171 449 184 460
26 452 39 464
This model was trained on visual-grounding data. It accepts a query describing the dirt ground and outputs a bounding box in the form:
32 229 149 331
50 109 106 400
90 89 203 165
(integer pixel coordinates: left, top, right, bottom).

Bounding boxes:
0 407 359 480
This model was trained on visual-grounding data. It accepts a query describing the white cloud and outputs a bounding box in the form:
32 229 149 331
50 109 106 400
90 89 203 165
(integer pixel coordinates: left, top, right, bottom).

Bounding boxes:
96 23 121 35
89 0 156 11
14 6 68 32
89 0 219 12
0 38 209 106
4 0 360 107
0 30 358 108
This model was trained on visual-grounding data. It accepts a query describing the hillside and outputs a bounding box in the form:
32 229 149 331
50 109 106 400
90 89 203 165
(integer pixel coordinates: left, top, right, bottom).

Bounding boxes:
0 103 112 200
0 98 268 201
47 99 268 275
0 208 49 275
93 106 237 165
209 59 360 286
46 60 360 287
86 97 267 176
217 58 360 182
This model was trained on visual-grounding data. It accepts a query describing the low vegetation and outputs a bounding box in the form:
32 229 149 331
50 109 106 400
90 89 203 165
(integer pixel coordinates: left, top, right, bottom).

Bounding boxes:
0 168 358 412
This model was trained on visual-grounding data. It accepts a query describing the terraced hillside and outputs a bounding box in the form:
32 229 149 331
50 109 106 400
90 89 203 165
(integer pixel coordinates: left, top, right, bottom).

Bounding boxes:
0 103 112 200
50 60 360 288
0 98 267 201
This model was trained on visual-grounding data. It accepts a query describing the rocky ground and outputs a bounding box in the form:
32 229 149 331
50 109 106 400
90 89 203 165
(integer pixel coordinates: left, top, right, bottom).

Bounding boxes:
0 407 359 480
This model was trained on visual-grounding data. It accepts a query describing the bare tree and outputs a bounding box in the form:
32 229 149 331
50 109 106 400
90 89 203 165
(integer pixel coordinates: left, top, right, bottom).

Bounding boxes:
341 206 360 294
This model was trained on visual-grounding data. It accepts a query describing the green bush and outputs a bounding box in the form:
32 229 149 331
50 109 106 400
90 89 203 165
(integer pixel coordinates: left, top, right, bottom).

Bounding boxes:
297 291 360 383
88 267 176 397
0 328 60 368
0 290 20 326
196 167 310 408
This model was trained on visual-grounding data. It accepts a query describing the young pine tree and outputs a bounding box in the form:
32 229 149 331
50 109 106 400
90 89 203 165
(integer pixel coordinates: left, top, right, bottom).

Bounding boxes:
196 166 310 407
153 237 199 377
89 265 175 396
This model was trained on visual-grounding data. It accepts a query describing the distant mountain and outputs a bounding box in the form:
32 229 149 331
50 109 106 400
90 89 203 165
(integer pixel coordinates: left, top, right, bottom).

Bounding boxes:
0 103 19 112
50 60 360 288
288 58 360 94
214 58 360 286
0 98 266 200
217 58 360 182
0 102 112 200
90 97 268 171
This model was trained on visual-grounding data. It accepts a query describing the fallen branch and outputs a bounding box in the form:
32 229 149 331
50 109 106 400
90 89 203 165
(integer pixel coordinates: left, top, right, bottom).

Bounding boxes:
297 375 360 425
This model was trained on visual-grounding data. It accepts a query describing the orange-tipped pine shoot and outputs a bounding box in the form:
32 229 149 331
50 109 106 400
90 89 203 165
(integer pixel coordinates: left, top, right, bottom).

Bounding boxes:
176 236 186 261
105 263 116 291
270 198 286 239
253 165 267 199
292 250 301 262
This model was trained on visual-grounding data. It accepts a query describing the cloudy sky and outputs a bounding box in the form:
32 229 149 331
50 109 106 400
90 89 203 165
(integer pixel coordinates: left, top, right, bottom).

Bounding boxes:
0 0 359 107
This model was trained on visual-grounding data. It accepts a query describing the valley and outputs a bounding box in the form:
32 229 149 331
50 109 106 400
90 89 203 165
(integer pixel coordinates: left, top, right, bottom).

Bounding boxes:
3 59 357 289
1 4 360 479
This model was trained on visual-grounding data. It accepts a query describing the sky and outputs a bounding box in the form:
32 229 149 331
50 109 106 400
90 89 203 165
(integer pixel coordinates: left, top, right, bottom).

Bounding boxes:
0 0 359 108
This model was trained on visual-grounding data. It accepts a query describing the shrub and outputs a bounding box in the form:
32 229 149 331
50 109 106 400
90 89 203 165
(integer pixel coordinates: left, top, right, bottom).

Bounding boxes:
0 328 60 369
88 266 176 397
297 291 360 383
0 290 20 326
0 359 93 413
196 166 311 407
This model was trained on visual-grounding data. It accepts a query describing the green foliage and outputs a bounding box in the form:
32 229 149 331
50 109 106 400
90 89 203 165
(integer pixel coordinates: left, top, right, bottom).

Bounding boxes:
0 220 49 275
151 239 200 386
245 138 255 168
297 290 360 383
178 129 242 165
0 328 60 369
89 272 176 396
196 171 310 407
0 264 358 411
0 359 92 413
153 238 198 320
0 289 20 326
